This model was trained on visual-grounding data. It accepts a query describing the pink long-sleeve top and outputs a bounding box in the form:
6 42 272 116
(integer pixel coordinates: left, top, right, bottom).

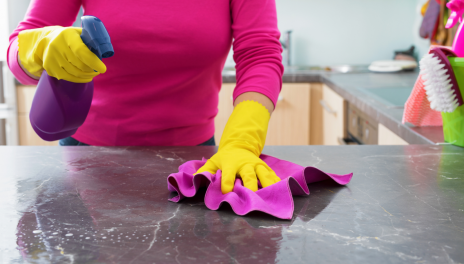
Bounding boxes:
8 0 283 146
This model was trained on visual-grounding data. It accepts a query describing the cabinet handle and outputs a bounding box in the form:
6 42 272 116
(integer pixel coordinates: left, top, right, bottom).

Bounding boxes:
320 100 337 115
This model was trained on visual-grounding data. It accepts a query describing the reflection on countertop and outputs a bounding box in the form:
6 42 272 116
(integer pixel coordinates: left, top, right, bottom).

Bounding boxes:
2 145 464 263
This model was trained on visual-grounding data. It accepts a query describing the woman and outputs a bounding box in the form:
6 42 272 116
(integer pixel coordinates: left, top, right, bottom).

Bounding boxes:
7 0 283 194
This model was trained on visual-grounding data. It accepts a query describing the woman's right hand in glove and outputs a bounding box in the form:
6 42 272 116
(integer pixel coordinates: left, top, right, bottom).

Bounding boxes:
18 26 106 83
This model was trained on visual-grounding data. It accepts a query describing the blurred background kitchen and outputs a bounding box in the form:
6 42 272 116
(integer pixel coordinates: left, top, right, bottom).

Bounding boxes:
0 0 448 146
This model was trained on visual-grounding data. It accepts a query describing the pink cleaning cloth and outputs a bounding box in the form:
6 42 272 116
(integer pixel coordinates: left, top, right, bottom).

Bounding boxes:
167 154 353 220
402 74 443 127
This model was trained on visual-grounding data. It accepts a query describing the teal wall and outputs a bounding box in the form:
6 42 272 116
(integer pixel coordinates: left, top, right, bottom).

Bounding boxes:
225 0 427 66
275 0 420 65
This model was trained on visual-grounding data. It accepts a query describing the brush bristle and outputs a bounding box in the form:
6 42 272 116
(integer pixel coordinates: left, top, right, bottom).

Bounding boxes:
420 54 460 113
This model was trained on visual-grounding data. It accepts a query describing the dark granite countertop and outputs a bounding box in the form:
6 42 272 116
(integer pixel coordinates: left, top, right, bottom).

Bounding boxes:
1 145 464 263
223 69 444 145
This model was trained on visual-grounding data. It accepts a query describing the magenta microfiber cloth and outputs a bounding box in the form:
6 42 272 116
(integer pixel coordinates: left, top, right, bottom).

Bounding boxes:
167 154 353 220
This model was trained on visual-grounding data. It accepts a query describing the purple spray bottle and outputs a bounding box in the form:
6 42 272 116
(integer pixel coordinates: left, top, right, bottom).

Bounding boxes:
30 16 114 141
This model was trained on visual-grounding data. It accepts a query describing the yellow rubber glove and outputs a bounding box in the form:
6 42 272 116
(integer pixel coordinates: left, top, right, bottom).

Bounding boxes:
195 100 281 194
18 26 106 83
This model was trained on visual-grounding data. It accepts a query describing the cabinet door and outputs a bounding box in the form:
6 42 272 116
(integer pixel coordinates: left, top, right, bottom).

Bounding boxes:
310 83 323 145
266 83 310 145
17 85 59 146
214 83 311 146
378 124 408 145
321 85 346 145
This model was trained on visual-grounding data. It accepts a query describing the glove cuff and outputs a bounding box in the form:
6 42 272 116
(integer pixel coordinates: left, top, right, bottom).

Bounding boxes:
218 100 271 156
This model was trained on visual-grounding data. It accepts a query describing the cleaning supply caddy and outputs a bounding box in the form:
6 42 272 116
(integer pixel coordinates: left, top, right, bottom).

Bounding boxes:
419 0 464 147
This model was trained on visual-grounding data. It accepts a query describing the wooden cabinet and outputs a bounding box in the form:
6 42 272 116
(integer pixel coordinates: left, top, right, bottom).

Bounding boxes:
266 83 311 145
16 82 338 146
216 83 411 146
321 84 347 145
215 83 323 145
309 83 323 145
16 85 59 146
378 124 409 145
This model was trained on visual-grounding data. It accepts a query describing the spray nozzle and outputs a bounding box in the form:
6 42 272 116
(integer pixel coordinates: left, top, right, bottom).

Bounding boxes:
446 0 464 28
80 16 114 60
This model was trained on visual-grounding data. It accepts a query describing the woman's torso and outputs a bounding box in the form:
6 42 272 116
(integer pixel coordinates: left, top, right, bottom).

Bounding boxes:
74 0 233 146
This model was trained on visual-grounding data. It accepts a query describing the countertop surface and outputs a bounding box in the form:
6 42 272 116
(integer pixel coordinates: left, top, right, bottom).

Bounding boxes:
1 145 464 263
223 68 444 145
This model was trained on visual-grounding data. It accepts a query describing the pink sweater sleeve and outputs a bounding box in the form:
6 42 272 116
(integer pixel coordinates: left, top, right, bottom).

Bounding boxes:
7 38 38 85
230 0 284 107
7 0 81 85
